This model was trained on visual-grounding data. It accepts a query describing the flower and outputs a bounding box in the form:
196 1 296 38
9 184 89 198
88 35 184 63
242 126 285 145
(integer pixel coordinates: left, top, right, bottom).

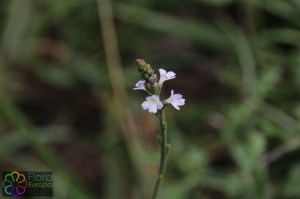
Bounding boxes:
165 90 185 110
158 69 176 85
141 95 163 113
133 80 146 91
2 171 28 197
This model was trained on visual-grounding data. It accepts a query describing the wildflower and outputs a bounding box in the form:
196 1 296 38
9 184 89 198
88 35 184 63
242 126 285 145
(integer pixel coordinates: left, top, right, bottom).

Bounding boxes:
165 90 185 110
141 95 163 113
158 69 176 85
133 80 146 91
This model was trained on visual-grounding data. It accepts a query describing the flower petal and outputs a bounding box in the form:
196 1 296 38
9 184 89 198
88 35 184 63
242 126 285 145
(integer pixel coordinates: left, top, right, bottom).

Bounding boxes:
133 80 146 90
141 101 150 109
159 69 167 75
158 69 176 84
173 94 182 99
167 71 176 79
172 104 180 110
157 101 164 109
149 105 157 113
146 96 153 100
177 99 185 106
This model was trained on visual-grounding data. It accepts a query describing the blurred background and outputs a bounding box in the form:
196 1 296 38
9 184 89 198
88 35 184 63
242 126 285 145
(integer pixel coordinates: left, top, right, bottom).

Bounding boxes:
1 0 300 198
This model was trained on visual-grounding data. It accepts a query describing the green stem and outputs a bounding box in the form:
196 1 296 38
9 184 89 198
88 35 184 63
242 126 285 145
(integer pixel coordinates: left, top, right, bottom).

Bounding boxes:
151 109 169 199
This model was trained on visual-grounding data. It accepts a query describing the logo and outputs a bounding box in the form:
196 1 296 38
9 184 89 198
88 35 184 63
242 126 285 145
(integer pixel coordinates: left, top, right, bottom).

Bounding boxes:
2 171 28 197
2 171 53 197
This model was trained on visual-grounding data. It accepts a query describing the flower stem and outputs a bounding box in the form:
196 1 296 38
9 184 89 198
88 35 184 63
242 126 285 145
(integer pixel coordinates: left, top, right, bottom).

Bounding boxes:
151 109 169 199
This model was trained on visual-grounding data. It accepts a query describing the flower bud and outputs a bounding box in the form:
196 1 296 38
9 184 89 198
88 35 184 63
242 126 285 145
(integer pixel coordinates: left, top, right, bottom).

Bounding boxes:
145 83 152 91
135 58 144 66
143 73 149 79
136 58 158 85
149 74 158 83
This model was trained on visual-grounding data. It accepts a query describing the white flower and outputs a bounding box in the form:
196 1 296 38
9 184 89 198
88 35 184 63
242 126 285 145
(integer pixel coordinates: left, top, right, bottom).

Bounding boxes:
158 69 176 85
141 95 163 113
165 90 185 110
133 80 146 91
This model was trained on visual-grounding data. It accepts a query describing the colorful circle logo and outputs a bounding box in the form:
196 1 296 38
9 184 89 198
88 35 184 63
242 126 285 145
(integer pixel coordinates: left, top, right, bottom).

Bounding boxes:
2 171 28 197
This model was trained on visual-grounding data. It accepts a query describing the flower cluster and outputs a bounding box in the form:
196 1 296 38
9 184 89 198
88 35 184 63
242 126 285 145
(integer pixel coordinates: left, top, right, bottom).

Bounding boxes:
134 59 185 113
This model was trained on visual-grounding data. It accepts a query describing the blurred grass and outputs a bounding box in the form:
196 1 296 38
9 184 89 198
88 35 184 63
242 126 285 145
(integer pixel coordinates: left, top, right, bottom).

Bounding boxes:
1 0 300 199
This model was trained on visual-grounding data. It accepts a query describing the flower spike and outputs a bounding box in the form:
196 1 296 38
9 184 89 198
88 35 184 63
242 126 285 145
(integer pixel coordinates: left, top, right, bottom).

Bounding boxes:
136 59 158 84
134 58 186 199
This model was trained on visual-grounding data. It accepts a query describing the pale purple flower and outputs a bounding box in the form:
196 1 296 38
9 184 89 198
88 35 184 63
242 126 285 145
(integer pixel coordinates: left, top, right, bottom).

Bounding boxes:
141 95 163 113
158 69 176 85
165 90 185 110
133 80 146 91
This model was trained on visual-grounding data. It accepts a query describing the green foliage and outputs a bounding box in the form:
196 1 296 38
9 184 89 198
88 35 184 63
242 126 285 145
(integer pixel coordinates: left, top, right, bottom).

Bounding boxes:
1 0 300 198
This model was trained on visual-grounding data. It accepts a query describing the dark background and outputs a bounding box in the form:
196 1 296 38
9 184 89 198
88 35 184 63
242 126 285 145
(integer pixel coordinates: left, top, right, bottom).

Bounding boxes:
1 0 300 199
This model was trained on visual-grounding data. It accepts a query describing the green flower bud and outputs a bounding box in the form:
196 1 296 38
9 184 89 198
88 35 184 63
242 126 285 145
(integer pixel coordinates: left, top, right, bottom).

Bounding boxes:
143 74 149 79
136 58 158 85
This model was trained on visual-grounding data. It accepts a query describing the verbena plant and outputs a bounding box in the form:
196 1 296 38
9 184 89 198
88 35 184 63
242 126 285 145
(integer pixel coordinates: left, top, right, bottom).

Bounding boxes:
134 59 185 199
